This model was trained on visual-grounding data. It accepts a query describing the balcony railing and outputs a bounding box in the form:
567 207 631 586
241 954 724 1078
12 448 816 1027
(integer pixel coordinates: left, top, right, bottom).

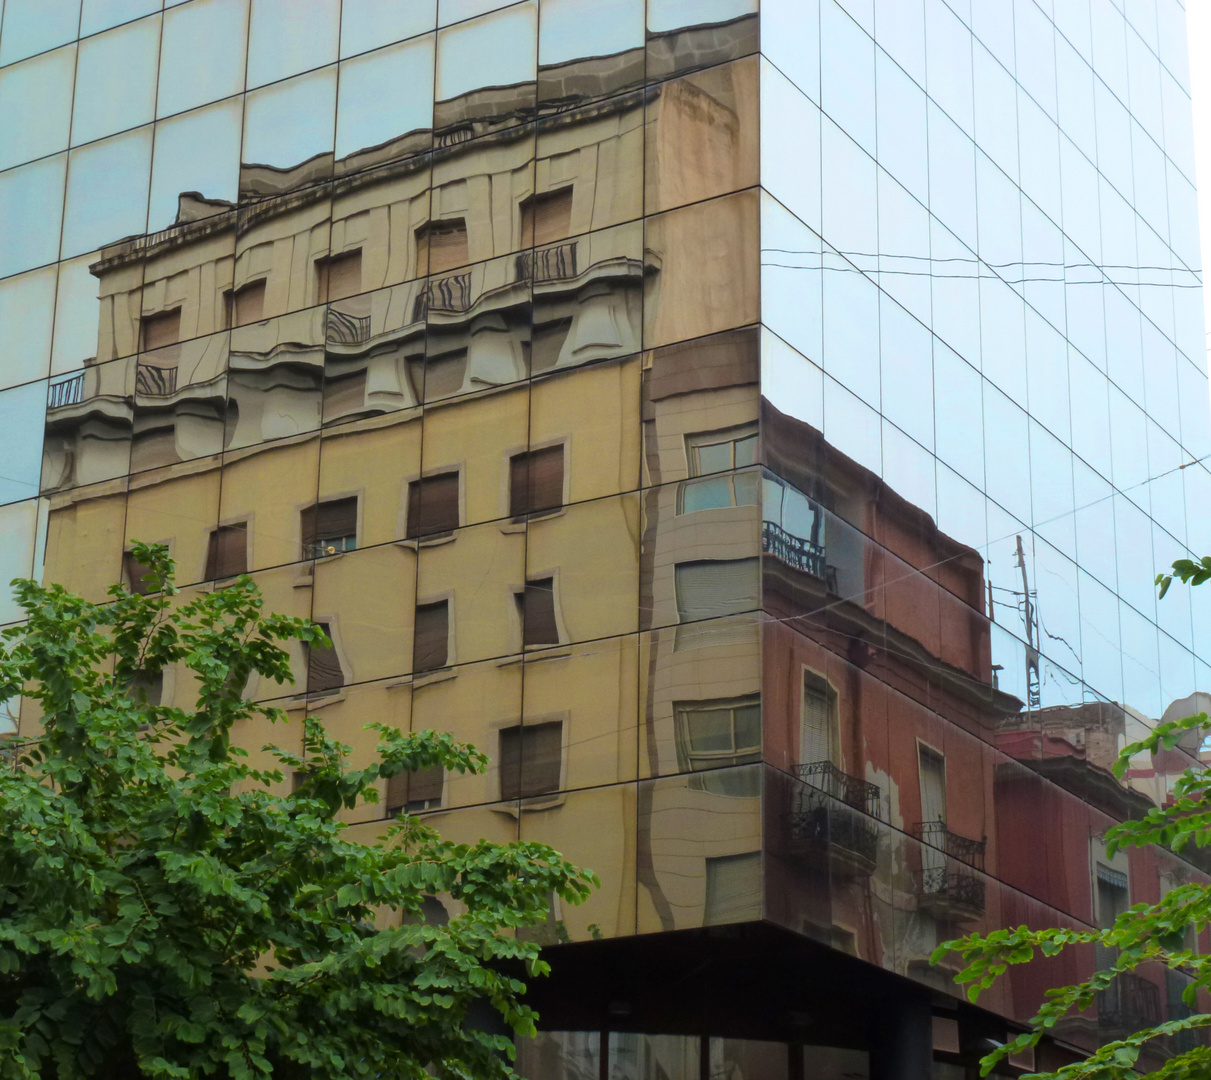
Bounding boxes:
797 761 882 817
517 241 578 283
135 363 178 397
326 309 372 346
912 820 987 871
788 795 880 872
413 272 473 320
48 374 85 410
1097 973 1162 1034
917 865 987 918
762 521 837 590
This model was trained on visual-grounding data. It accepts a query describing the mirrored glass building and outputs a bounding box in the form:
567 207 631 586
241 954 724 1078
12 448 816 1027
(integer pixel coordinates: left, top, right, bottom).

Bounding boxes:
0 0 1207 1074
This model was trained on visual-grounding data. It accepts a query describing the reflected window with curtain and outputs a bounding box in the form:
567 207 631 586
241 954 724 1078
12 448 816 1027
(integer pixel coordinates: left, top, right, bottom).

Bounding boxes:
413 600 450 672
499 720 563 800
301 496 358 558
306 622 343 695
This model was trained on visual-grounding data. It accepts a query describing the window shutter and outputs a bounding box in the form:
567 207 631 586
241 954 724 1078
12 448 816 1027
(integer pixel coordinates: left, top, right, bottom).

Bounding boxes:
800 676 834 766
123 551 155 595
413 600 449 672
386 765 443 813
703 852 762 925
322 369 367 420
234 280 266 325
522 579 559 646
499 726 523 801
521 721 563 797
523 188 574 247
408 473 460 537
141 308 182 351
206 523 248 580
320 249 362 303
316 497 358 540
423 219 468 275
674 558 760 622
510 446 564 518
307 624 343 694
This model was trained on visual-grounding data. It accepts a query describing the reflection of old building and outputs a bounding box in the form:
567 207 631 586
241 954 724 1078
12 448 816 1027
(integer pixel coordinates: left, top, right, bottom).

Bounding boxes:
5 0 1210 1076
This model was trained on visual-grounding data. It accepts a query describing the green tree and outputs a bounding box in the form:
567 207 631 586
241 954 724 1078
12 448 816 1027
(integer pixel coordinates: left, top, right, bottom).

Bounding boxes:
934 558 1211 1078
0 543 597 1080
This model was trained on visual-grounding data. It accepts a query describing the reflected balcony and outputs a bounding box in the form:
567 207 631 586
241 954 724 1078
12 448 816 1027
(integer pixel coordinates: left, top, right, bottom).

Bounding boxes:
1097 973 1162 1036
517 241 579 283
761 520 837 591
911 820 987 871
914 864 987 922
783 762 882 878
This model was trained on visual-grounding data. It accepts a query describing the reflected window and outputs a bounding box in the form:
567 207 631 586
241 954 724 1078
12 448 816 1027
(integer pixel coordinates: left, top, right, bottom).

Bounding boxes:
226 280 267 327
140 308 182 352
674 558 759 623
413 600 450 672
516 577 560 647
509 444 564 519
675 695 761 773
123 550 157 595
407 472 460 538
126 669 164 708
205 523 248 580
680 426 759 512
800 670 837 767
416 218 469 275
499 720 563 800
386 765 444 816
703 851 761 924
307 622 344 695
521 187 574 247
301 497 358 559
316 248 362 303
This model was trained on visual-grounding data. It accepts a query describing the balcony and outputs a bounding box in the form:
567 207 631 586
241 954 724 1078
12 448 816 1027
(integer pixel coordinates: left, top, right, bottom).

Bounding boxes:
1097 973 1162 1035
134 362 178 398
911 820 987 871
325 309 372 346
517 241 578 283
413 272 473 320
784 762 882 877
48 374 85 410
915 865 986 922
761 521 838 591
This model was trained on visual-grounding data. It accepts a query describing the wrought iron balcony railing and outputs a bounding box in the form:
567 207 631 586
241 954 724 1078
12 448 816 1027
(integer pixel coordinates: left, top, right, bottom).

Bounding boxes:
761 521 837 591
413 272 474 320
917 865 987 917
135 363 178 398
517 241 578 283
797 761 882 818
48 374 85 410
325 309 372 346
1097 973 1162 1034
911 820 987 871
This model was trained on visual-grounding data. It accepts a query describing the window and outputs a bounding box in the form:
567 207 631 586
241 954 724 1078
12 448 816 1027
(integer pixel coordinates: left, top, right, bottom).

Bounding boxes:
499 721 563 800
123 550 157 595
675 696 761 773
674 558 760 623
917 745 947 827
800 671 837 767
300 497 358 559
680 426 760 512
413 600 449 672
205 523 248 580
307 622 343 695
521 187 574 247
140 307 182 351
516 578 559 647
416 218 468 275
406 472 460 539
126 670 163 707
227 279 266 327
703 852 762 925
386 765 444 815
316 248 362 303
509 444 564 519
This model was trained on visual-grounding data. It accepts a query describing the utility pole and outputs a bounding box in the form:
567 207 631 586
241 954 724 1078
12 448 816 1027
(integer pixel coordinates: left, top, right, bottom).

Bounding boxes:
1015 534 1041 709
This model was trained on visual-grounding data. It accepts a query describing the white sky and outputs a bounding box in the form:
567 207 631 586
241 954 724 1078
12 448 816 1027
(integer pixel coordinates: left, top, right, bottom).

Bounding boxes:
1189 1 1211 368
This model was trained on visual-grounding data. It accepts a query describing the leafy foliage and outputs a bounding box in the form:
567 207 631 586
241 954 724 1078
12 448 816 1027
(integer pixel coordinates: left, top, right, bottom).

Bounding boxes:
0 544 597 1080
933 560 1211 1078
